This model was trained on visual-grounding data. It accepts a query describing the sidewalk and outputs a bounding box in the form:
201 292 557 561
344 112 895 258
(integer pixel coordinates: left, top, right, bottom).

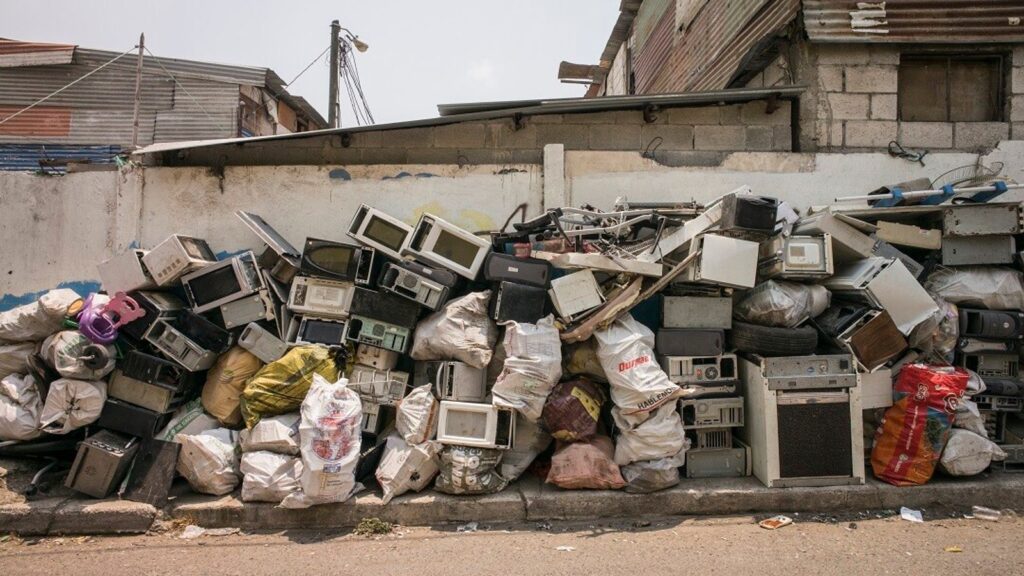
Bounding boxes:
3 472 1022 535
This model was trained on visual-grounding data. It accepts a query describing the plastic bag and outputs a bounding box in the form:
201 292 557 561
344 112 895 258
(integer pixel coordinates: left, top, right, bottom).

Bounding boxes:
492 316 563 422
734 280 830 328
612 402 688 466
240 451 302 503
546 436 626 490
239 413 301 455
871 364 968 486
0 288 80 343
411 291 497 369
925 267 1024 310
280 375 362 509
953 398 988 438
434 445 508 495
0 342 35 381
375 434 440 504
593 315 682 417
40 331 115 380
908 297 958 360
38 378 106 435
542 378 605 442
157 397 220 442
396 384 438 445
240 345 341 428
562 338 607 381
203 347 263 427
621 457 681 494
939 429 1006 477
175 428 240 496
499 413 552 481
0 373 43 441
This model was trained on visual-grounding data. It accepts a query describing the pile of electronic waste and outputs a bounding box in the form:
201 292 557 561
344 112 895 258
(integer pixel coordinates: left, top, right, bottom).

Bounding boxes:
2 181 1023 507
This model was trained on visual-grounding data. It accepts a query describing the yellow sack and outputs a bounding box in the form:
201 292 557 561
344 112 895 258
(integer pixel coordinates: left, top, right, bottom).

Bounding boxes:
239 346 341 428
202 347 263 428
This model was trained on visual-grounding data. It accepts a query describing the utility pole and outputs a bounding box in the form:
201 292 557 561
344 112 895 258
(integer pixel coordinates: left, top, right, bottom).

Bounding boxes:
131 33 145 149
328 20 340 128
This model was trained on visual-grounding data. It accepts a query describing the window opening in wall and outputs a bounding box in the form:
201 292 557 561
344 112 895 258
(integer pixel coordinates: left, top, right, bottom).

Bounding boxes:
898 54 1004 122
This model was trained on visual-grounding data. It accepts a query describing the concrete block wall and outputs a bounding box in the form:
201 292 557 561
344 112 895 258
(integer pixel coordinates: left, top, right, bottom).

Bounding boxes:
813 44 1021 152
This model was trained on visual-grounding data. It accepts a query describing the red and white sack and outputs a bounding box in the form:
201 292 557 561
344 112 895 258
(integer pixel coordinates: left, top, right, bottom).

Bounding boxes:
492 315 563 422
0 373 43 441
594 315 682 417
281 374 362 509
0 288 81 343
39 378 107 434
376 434 440 504
396 384 438 445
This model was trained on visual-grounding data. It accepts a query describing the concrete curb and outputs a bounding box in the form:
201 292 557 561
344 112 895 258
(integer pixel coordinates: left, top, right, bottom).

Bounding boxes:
4 472 1023 535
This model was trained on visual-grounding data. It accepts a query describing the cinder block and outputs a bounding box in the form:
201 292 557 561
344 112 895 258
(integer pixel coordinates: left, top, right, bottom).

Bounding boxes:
588 123 642 150
694 125 746 150
432 123 486 148
871 94 898 120
740 100 791 125
819 65 844 92
1013 122 1024 140
719 104 742 124
1011 95 1024 122
1014 46 1024 67
818 44 869 65
494 123 538 149
352 130 382 148
537 124 589 149
868 46 900 65
954 122 1010 150
359 147 408 164
745 126 773 150
570 110 641 124
529 114 564 124
845 66 898 93
666 106 720 125
641 124 694 150
1012 67 1024 93
827 93 870 120
773 125 794 151
382 126 433 148
815 120 844 148
899 122 953 148
845 120 897 147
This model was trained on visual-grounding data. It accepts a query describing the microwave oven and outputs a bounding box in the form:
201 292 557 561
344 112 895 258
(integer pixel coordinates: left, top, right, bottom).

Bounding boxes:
300 237 376 284
437 401 515 450
348 204 413 261
403 214 492 280
181 251 264 313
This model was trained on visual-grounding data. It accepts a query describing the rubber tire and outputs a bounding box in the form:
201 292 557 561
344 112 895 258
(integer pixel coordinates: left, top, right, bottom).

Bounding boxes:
729 321 818 357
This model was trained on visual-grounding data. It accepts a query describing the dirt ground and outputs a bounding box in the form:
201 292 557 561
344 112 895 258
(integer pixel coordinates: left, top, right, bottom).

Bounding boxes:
1 512 1021 576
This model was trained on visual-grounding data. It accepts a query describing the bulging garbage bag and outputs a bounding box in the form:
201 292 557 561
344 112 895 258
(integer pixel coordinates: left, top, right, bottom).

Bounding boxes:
542 378 604 442
0 288 81 343
612 402 688 466
621 457 682 494
239 413 301 455
375 434 440 504
908 297 958 360
499 413 552 481
157 397 220 442
734 280 830 328
411 291 497 369
546 435 625 490
434 445 508 495
594 315 682 417
39 378 106 435
203 347 263 428
940 429 1006 477
925 266 1024 310
240 345 341 428
240 451 302 503
280 375 362 509
40 331 115 380
492 316 563 422
562 338 607 381
954 398 989 438
175 428 240 496
0 342 35 382
396 384 438 445
0 373 43 441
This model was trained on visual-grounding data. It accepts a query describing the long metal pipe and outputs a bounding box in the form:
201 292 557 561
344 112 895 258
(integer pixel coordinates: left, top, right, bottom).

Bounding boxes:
835 183 1024 203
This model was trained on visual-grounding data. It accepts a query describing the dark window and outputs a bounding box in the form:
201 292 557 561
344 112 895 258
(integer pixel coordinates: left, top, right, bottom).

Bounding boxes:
898 55 1004 122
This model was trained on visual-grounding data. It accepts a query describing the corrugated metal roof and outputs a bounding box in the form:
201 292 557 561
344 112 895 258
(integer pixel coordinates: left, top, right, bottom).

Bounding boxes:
803 0 1024 43
0 39 75 68
0 143 121 173
633 0 675 93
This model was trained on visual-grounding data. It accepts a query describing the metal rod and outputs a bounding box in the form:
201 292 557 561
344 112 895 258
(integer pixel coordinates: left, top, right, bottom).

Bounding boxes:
131 33 145 150
835 183 1024 203
328 20 341 128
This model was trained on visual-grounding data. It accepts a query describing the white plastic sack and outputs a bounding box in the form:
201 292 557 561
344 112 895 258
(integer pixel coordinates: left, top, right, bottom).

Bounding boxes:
0 374 43 441
492 316 563 422
175 428 240 496
38 378 106 435
411 291 497 369
953 398 988 438
499 413 552 481
375 434 440 504
594 315 683 417
396 384 438 445
908 297 959 360
280 375 362 509
734 280 830 328
0 342 35 381
621 457 681 494
925 267 1024 310
612 402 688 467
157 397 221 442
0 288 80 343
40 331 115 380
940 429 1007 477
240 413 301 455
240 451 302 503
434 445 508 495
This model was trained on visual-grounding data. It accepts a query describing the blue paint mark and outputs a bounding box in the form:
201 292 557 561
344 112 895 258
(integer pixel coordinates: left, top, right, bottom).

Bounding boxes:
0 280 101 312
382 171 437 181
215 249 248 260
414 172 436 178
127 240 140 250
329 168 352 181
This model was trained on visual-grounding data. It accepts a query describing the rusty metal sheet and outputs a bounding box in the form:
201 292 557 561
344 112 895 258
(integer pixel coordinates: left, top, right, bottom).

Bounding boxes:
0 39 75 67
0 105 71 137
634 0 676 93
803 0 1024 43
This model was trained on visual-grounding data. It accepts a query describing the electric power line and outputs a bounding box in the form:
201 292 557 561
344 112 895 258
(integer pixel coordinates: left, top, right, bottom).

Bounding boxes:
286 45 331 87
143 46 231 132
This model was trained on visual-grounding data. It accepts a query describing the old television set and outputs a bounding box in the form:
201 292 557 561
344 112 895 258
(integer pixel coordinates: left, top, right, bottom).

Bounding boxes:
181 251 263 314
403 214 492 280
437 401 515 450
348 204 413 260
300 237 376 284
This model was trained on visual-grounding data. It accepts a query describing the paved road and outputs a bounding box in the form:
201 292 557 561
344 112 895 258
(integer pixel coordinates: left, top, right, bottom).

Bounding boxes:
1 513 1020 576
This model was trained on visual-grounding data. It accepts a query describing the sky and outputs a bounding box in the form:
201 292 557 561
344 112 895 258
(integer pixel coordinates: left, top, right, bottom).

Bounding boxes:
3 0 620 125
